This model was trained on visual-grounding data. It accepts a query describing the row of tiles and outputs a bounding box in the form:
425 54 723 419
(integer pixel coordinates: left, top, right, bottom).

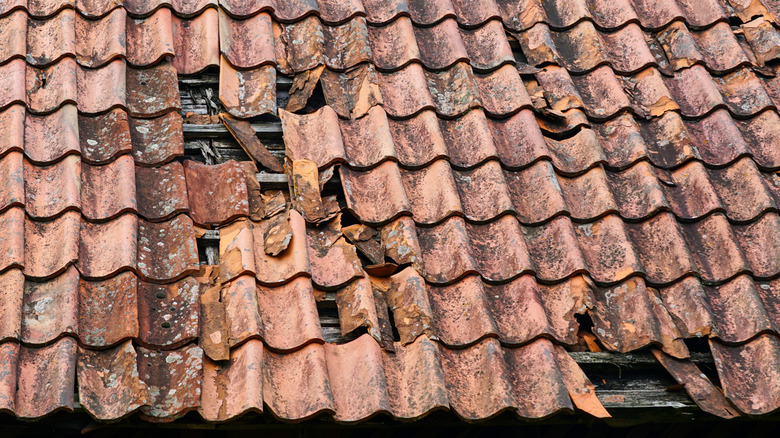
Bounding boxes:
2 332 778 421
4 209 778 352
3 0 771 31
0 154 251 223
0 59 180 116
0 105 184 165
0 334 612 422
223 58 780 120
282 106 780 172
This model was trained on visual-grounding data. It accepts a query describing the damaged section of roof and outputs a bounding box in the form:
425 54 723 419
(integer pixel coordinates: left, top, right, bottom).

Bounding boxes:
0 0 778 426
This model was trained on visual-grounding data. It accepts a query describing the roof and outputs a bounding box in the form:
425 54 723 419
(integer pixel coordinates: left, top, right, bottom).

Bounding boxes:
0 0 778 425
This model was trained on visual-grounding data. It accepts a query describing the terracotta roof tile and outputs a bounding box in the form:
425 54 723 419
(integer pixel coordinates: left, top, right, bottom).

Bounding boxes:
78 272 139 347
15 337 77 419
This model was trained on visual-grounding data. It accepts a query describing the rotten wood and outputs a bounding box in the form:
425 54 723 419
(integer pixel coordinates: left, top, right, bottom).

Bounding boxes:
220 114 284 172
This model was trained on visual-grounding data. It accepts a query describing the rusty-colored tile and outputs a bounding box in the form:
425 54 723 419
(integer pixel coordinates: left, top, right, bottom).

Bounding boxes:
172 8 219 74
77 341 151 421
24 212 80 280
126 61 179 116
137 344 203 421
386 110 447 168
400 159 461 224
263 342 335 420
218 219 255 283
466 215 533 283
0 341 19 412
452 160 513 222
320 63 383 119
377 63 434 118
219 59 276 118
0 208 24 273
427 275 497 346
341 162 411 225
504 338 574 418
23 155 80 219
280 106 344 167
573 215 642 284
129 112 184 165
15 337 77 419
77 59 126 114
219 10 274 70
26 9 76 67
439 337 517 420
24 105 79 164
78 272 138 347
379 215 424 272
335 276 381 340
137 277 199 348
256 276 323 351
252 209 310 285
200 338 264 421
417 217 477 284
0 269 23 342
78 213 137 279
681 214 750 282
706 275 777 343
0 10 26 64
126 8 174 67
183 160 249 226
733 212 780 279
338 105 396 168
306 228 364 289
522 216 587 282
75 7 126 68
221 275 262 347
552 341 610 417
0 152 23 214
658 276 717 339
81 155 137 220
710 335 780 415
22 266 78 345
136 215 199 282
325 334 392 422
625 212 695 285
135 161 189 221
79 109 132 164
662 65 723 118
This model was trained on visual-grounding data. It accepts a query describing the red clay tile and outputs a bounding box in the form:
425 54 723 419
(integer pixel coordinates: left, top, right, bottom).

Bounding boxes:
382 334 449 419
129 111 184 165
218 219 255 283
79 109 132 164
0 208 24 272
78 272 139 347
452 160 513 222
81 155 137 220
710 335 780 415
569 66 633 120
24 211 80 279
219 59 276 118
76 0 125 17
0 105 25 157
367 16 420 70
533 65 582 112
15 337 77 419
465 215 533 282
658 277 717 338
427 275 497 346
379 215 424 271
200 338 264 421
626 212 696 285
400 159 461 224
221 275 262 347
504 339 573 418
21 266 78 344
75 7 125 68
137 344 203 421
126 7 174 66
306 229 365 289
134 161 189 220
438 337 517 420
386 110 447 167
551 340 610 418
681 214 750 282
412 18 468 70
339 105 396 168
522 216 587 282
0 60 26 111
416 216 478 284
0 10 26 64
77 59 126 114
24 155 81 218
706 275 777 343
126 62 180 117
0 269 23 341
136 215 199 282
324 334 392 422
0 153 23 213
275 16 324 73
405 0 455 25
252 209 310 285
219 10 274 70
137 277 199 348
256 276 323 350
661 64 724 117
78 213 138 279
322 18 373 71
341 161 411 225
0 341 19 412
26 58 78 113
124 0 216 17
426 62 483 117
573 215 642 284
78 341 151 421
280 106 345 167
263 342 335 420
489 109 549 168
439 109 496 168
183 160 249 226
172 8 219 74
474 64 532 116
335 276 381 340
218 0 275 18
742 17 780 65
557 166 617 220
733 212 780 279
461 19 513 71
24 105 79 164
26 9 76 66
377 63 434 117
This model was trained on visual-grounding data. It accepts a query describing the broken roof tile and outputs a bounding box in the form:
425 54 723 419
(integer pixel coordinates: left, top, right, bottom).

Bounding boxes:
710 335 780 415
219 59 276 118
183 160 249 226
200 338 264 421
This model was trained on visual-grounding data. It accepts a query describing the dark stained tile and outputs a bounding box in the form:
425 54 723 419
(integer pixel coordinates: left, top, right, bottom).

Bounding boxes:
77 341 151 421
320 63 383 119
417 216 478 284
126 7 174 67
0 341 19 412
400 159 461 224
81 155 137 220
26 9 75 67
503 338 573 418
465 215 533 282
129 112 184 165
78 213 138 279
137 344 203 421
625 213 696 285
24 212 80 280
126 62 180 117
79 109 132 164
710 335 780 415
15 337 77 419
124 0 216 17
733 212 780 279
136 215 199 282
522 215 587 282
78 272 139 347
452 160 513 222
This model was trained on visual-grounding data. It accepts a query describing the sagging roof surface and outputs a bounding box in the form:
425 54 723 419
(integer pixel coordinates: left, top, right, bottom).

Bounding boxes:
0 0 779 424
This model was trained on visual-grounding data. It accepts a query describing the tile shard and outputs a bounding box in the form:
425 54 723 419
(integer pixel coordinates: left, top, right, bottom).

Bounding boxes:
200 339 264 422
220 114 283 172
335 276 381 341
651 349 739 419
321 63 383 119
